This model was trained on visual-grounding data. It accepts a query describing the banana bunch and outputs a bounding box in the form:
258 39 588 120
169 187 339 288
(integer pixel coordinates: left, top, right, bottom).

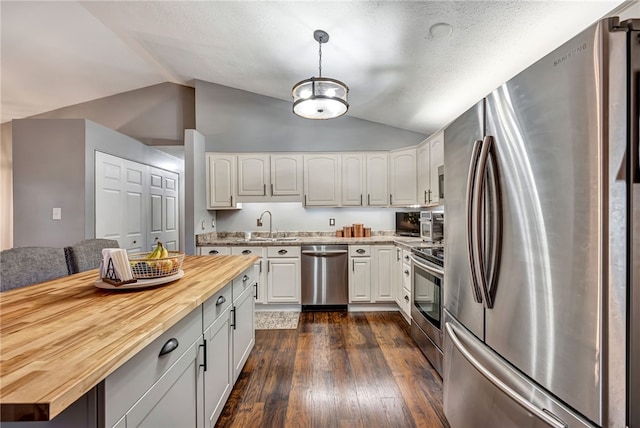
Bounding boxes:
147 242 169 260
146 242 174 274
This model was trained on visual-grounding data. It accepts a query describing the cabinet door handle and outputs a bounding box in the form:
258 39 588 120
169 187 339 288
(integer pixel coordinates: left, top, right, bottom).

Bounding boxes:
304 195 307 206
254 282 258 300
360 194 363 206
216 295 226 305
427 189 432 203
242 250 252 255
230 195 233 206
199 339 207 371
267 261 270 273
424 190 428 204
352 259 355 272
209 250 219 255
231 307 237 330
243 274 250 282
263 183 266 196
389 194 393 205
271 183 274 196
356 249 365 254
396 248 401 261
368 194 371 205
159 338 179 357
259 260 263 273
278 249 288 255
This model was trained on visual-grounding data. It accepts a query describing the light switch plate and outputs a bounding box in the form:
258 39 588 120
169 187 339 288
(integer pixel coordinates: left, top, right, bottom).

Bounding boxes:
52 207 62 220
329 218 335 226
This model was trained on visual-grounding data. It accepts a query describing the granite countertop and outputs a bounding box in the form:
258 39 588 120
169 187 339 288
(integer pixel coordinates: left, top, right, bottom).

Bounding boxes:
196 231 426 249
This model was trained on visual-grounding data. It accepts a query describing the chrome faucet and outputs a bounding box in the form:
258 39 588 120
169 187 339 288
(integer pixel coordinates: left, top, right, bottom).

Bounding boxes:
257 210 273 239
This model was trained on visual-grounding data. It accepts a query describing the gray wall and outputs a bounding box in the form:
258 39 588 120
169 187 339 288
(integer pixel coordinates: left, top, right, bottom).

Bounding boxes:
195 80 426 152
31 82 195 145
185 129 215 255
12 118 184 248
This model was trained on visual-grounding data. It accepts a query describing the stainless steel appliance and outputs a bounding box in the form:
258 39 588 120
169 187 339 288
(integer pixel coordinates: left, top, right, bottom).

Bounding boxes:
419 211 444 242
443 17 638 428
395 211 420 237
301 245 348 311
410 245 444 375
438 165 444 200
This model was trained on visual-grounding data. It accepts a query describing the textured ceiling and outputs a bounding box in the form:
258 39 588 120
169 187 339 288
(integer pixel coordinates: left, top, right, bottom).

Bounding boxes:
1 1 631 135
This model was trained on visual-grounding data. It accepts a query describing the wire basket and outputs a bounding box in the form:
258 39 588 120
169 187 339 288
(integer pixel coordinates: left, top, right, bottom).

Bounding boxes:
128 251 185 279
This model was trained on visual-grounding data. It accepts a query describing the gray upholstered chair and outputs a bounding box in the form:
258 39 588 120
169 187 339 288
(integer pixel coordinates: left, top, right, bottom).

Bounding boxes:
64 239 120 274
0 246 69 292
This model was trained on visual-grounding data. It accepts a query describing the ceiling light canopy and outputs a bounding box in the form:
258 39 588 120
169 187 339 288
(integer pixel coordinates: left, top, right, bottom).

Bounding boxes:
292 30 349 120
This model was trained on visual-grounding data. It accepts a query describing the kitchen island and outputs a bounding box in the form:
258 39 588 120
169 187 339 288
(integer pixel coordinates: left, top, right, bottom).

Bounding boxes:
0 254 258 424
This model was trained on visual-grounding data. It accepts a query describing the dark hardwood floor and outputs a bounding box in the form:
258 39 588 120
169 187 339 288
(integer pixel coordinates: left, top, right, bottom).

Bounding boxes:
216 311 450 428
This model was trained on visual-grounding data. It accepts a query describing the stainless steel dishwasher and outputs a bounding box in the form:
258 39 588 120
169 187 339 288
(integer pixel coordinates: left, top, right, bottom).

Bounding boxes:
301 245 348 311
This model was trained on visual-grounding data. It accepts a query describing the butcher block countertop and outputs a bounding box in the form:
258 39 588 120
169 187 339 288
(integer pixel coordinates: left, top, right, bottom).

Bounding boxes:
0 255 258 422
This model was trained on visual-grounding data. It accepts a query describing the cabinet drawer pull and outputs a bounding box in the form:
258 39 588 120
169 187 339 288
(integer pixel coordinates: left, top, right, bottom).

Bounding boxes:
242 250 252 255
231 307 237 330
404 270 410 276
216 295 226 305
243 274 250 282
278 249 288 255
404 255 410 261
199 339 207 372
404 295 410 302
356 249 366 254
133 240 137 244
159 338 179 357
209 250 219 255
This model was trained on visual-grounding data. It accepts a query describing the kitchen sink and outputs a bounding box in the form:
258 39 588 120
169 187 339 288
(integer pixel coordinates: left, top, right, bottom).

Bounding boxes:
238 237 299 242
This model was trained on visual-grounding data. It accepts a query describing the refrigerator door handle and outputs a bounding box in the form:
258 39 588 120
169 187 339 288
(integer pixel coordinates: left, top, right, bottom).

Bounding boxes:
472 135 494 308
445 322 568 428
486 141 503 306
466 139 484 303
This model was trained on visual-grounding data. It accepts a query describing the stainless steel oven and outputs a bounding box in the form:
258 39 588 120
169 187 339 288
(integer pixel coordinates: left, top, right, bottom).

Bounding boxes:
410 246 444 376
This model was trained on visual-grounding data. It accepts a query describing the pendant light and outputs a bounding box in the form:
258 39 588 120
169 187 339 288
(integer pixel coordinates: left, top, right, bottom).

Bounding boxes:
292 30 349 120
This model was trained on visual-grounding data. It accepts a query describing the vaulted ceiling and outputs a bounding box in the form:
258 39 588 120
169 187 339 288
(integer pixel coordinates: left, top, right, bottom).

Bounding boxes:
1 1 629 135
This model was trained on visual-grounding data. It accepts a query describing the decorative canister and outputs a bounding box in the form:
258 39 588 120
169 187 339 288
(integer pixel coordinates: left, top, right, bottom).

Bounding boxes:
353 224 364 238
364 227 371 237
343 226 353 238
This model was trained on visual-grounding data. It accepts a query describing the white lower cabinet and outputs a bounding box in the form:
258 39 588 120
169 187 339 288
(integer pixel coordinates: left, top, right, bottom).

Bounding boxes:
124 338 202 427
102 268 256 428
231 247 265 304
349 245 371 302
371 245 396 302
398 248 412 321
266 246 301 303
231 267 256 382
203 285 233 427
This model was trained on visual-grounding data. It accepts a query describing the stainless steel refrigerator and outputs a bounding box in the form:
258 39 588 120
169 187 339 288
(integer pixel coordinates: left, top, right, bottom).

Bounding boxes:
443 17 638 428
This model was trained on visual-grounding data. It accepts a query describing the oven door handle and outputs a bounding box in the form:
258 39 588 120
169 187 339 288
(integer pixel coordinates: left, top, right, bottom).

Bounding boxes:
410 255 444 277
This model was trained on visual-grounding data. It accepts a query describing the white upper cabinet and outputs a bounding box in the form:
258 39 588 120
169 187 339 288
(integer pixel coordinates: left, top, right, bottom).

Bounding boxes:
206 153 239 209
365 153 388 206
270 154 303 197
341 153 366 206
236 154 302 202
237 154 269 197
417 130 444 206
429 133 444 205
389 147 417 206
303 154 340 206
417 142 430 205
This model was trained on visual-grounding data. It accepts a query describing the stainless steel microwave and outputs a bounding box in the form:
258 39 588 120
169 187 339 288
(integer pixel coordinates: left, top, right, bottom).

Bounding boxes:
420 211 444 242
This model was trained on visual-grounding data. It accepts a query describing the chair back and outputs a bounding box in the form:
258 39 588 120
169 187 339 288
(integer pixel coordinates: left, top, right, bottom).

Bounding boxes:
0 246 69 292
64 239 120 274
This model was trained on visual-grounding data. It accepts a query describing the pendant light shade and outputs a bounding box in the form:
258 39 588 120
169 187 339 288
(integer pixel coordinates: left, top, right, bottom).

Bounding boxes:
292 30 349 120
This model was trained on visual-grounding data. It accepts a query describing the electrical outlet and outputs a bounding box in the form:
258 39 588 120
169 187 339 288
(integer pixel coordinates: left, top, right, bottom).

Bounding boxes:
52 207 62 220
329 218 335 226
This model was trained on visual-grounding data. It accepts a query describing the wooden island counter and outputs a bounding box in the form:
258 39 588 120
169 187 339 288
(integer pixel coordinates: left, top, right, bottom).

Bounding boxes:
0 255 258 424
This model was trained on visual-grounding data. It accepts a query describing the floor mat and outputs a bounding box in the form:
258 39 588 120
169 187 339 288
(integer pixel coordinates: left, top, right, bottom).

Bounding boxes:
254 311 300 330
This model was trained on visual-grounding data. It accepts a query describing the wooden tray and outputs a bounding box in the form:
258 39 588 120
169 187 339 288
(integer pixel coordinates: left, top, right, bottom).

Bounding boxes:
95 270 184 290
